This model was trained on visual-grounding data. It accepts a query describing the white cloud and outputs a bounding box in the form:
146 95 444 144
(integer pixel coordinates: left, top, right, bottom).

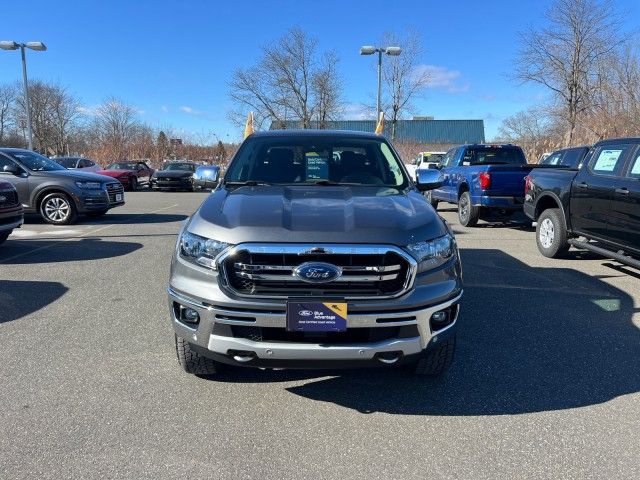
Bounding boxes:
414 65 469 93
342 103 371 120
180 106 204 116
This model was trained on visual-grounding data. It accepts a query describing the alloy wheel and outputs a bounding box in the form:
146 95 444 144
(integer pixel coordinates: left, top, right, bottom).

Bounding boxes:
539 218 555 249
43 196 71 223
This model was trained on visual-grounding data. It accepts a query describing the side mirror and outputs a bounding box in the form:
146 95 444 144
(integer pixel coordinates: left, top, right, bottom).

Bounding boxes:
2 164 23 176
416 168 444 191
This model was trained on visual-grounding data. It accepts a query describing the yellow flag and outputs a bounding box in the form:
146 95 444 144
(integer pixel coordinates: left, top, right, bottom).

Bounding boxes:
375 111 384 135
243 112 254 139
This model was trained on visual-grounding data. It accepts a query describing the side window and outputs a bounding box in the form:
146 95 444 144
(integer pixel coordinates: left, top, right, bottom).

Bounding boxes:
560 149 583 168
79 159 89 168
543 152 563 166
589 145 630 176
627 153 640 179
441 149 456 168
0 156 19 174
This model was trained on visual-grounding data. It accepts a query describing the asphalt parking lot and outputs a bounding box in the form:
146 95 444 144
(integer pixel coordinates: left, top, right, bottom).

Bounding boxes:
1 192 639 479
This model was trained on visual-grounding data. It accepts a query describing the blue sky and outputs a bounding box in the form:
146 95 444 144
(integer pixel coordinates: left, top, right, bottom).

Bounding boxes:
1 0 639 142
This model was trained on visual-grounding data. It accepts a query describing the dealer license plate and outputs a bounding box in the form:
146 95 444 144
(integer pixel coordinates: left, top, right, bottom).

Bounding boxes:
286 301 348 332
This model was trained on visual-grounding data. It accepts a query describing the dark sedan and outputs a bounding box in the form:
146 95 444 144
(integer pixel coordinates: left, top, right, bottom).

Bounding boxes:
151 162 198 191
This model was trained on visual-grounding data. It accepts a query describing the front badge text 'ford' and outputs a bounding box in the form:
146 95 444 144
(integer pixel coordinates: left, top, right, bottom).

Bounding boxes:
293 262 342 284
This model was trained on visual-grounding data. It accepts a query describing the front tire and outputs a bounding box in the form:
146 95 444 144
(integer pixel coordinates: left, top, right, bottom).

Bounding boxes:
175 334 220 375
458 191 479 227
409 336 456 376
39 192 77 225
536 208 569 258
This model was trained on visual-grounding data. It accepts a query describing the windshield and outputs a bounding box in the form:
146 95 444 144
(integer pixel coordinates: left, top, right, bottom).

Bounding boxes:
225 136 408 187
11 151 66 171
462 147 527 165
163 163 195 171
106 162 137 170
55 158 78 168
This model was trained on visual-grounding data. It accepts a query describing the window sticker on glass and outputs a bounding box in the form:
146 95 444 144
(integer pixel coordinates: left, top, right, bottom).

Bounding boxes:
593 149 622 172
306 153 329 180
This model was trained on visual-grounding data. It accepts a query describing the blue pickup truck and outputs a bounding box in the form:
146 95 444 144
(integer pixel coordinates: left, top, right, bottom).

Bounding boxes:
426 144 534 226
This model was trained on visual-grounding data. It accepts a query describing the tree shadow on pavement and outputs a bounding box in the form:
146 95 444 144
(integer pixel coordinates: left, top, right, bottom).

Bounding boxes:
280 248 640 415
0 238 143 264
0 280 68 323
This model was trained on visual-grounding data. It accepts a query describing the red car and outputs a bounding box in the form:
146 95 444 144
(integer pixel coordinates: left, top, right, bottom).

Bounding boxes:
98 161 154 191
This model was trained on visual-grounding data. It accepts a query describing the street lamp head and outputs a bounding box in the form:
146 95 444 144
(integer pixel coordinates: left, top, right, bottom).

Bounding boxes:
360 46 376 55
385 46 402 56
25 42 47 51
0 41 19 51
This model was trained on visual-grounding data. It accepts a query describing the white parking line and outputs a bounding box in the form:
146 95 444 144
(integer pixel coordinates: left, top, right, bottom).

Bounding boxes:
1 204 179 264
10 229 82 238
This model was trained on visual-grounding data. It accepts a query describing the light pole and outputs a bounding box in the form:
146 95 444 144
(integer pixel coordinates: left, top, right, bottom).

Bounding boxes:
359 45 401 117
0 40 47 150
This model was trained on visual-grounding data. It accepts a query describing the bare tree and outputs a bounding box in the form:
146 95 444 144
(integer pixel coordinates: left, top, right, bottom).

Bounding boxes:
515 0 624 145
379 31 430 140
312 51 343 128
229 27 343 130
11 81 82 154
498 107 563 161
92 98 140 159
0 84 17 145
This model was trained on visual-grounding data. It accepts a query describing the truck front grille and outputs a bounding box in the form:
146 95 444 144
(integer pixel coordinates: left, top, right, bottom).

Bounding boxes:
219 244 416 299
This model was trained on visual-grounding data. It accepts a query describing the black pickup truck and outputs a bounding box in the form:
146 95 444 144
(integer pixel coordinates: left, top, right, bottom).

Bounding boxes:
524 138 640 268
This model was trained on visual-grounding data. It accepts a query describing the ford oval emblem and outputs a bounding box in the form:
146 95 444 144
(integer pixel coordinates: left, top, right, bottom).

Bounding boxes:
293 262 342 284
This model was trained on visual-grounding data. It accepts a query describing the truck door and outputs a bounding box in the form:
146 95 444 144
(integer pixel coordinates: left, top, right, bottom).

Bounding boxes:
570 142 633 240
607 148 640 250
434 148 458 202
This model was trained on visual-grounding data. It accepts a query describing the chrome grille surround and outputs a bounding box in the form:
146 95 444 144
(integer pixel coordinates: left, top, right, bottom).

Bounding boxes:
216 243 417 300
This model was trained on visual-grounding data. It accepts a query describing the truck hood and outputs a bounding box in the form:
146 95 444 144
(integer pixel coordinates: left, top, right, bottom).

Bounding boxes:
188 185 448 245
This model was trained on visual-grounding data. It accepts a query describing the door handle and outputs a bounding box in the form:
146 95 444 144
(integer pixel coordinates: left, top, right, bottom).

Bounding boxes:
576 182 588 189
615 187 630 195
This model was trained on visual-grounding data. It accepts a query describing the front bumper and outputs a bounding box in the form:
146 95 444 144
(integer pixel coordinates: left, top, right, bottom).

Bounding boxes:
155 177 193 190
75 190 124 212
0 206 24 232
168 286 461 368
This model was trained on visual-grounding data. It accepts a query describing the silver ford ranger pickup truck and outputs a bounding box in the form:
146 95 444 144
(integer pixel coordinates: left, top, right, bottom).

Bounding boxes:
168 130 463 376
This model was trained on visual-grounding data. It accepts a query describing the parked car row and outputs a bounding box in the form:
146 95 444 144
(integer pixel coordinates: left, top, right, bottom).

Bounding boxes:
419 139 639 269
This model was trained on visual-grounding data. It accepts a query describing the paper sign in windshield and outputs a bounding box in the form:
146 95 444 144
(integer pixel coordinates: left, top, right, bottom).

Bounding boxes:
306 155 329 180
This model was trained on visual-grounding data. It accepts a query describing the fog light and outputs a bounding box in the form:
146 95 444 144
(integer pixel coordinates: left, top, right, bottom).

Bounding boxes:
181 306 200 324
430 310 450 330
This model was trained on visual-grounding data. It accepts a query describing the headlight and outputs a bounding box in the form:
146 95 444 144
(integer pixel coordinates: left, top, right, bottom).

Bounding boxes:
405 234 455 272
75 181 102 189
179 231 231 270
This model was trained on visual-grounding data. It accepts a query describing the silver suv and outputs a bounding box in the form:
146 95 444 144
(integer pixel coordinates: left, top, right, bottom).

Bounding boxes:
0 148 125 224
168 130 463 376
